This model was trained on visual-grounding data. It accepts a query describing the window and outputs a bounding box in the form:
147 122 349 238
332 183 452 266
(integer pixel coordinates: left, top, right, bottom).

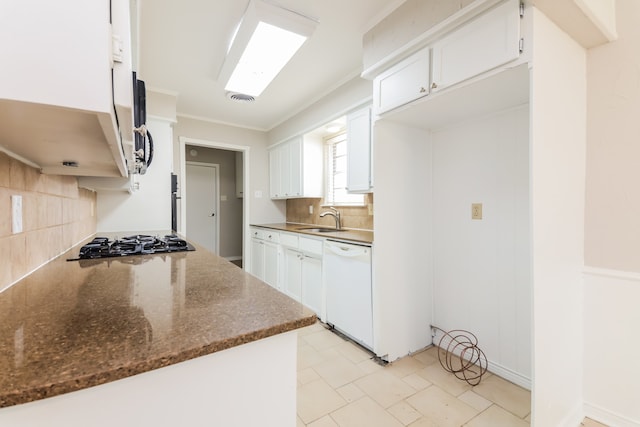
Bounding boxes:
324 133 365 206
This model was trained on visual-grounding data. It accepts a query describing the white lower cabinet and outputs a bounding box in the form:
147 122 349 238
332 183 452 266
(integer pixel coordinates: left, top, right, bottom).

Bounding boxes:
249 228 280 289
281 233 324 319
283 249 302 301
251 228 375 335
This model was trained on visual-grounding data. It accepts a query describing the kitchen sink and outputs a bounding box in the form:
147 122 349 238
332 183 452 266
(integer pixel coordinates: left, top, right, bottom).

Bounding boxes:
297 227 345 233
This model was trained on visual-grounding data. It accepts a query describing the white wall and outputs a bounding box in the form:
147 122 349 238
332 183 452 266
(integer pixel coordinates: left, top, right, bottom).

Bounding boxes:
372 120 432 361
582 1 640 425
431 104 531 388
530 8 587 427
583 269 640 426
96 118 173 233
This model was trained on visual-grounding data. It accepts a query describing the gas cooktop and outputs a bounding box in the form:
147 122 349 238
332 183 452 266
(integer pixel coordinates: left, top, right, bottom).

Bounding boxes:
69 234 195 261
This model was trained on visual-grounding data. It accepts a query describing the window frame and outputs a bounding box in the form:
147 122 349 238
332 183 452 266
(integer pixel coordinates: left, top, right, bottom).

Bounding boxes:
323 132 366 207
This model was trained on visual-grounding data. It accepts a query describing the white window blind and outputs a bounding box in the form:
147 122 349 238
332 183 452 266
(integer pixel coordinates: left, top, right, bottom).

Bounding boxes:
325 133 365 206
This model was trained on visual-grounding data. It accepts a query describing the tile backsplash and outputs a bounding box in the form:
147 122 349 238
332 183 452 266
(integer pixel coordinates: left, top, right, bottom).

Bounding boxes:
0 152 96 291
286 194 373 230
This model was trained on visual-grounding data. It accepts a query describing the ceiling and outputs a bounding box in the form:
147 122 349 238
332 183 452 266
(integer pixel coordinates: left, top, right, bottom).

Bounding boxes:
138 0 401 131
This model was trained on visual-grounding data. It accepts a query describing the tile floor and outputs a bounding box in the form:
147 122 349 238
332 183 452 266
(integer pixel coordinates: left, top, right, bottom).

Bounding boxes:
296 323 609 427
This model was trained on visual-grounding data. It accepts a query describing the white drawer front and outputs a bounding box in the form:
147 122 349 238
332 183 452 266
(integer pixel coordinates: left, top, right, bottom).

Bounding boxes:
299 237 323 256
279 232 299 249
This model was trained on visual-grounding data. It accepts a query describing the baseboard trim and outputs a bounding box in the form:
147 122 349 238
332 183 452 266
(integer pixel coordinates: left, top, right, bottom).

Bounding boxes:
585 402 640 427
224 256 242 262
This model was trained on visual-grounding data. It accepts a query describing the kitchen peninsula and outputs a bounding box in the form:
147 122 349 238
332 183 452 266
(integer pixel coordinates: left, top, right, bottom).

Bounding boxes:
0 235 315 426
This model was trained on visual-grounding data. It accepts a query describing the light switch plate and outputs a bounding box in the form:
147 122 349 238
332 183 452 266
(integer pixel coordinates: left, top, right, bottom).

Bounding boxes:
12 195 23 234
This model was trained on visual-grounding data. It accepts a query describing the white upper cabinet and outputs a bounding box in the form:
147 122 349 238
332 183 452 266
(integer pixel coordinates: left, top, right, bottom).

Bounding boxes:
431 0 521 92
269 135 323 199
0 0 133 177
373 48 430 115
347 106 373 193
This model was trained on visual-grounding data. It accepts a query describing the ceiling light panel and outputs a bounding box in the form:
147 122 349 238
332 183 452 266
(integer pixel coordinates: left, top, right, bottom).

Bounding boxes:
218 0 318 97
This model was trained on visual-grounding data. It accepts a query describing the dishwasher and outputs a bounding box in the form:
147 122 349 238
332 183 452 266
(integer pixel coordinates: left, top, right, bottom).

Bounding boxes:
323 239 373 350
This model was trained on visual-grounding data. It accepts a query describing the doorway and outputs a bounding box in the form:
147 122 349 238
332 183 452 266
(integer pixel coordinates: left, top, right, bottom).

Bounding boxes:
185 162 219 254
179 137 250 268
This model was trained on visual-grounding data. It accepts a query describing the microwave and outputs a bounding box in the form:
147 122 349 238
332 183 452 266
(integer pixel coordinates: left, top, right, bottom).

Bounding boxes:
132 72 153 175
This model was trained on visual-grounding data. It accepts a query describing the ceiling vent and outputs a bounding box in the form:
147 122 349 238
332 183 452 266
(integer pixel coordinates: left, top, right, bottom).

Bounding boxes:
226 92 256 103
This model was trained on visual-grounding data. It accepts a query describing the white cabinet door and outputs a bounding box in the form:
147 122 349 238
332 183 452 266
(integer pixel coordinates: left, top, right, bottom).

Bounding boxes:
264 242 280 290
301 255 323 319
373 47 430 115
288 137 302 197
269 146 281 198
250 238 265 280
431 0 521 92
347 106 372 193
283 249 302 301
268 135 322 200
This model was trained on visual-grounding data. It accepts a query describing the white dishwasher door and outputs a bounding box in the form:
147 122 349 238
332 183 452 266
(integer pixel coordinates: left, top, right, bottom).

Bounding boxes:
323 240 373 350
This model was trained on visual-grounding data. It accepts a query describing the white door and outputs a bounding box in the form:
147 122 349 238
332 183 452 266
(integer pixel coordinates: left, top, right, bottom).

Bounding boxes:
186 163 219 254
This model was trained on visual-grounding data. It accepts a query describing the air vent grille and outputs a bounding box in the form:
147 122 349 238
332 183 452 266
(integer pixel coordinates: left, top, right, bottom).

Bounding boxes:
226 92 256 103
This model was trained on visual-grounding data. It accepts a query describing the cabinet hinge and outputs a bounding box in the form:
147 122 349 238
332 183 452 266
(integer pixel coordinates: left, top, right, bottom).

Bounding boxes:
519 38 524 53
519 2 525 17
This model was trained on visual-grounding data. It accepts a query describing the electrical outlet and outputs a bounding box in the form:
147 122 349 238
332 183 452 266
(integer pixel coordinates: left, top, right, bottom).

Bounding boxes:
308 205 313 214
471 203 482 220
12 195 23 234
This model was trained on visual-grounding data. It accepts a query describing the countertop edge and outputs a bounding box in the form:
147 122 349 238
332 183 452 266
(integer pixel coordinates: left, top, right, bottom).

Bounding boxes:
252 223 373 244
0 316 316 408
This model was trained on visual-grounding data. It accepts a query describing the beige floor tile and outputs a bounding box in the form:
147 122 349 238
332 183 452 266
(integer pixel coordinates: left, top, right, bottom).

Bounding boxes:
299 323 326 336
464 404 529 427
355 370 419 408
387 356 427 378
313 353 368 388
335 340 373 364
402 373 432 391
472 374 531 418
302 329 348 351
336 383 365 403
416 363 472 397
297 415 306 427
299 367 321 385
331 396 404 427
457 390 492 412
357 357 384 374
406 386 479 427
297 379 347 424
412 348 439 367
308 415 339 427
299 341 329 370
581 418 609 427
388 401 423 426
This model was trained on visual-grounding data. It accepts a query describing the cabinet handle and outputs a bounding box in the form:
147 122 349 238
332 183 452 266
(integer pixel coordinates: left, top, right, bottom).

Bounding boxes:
419 86 427 93
431 82 438 89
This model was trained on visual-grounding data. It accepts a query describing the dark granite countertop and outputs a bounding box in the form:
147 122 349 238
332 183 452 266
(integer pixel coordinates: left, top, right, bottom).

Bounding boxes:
252 223 373 244
0 234 316 408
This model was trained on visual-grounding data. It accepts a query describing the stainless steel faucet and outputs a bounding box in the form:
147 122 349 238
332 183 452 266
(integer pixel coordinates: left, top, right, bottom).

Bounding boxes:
320 207 341 230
